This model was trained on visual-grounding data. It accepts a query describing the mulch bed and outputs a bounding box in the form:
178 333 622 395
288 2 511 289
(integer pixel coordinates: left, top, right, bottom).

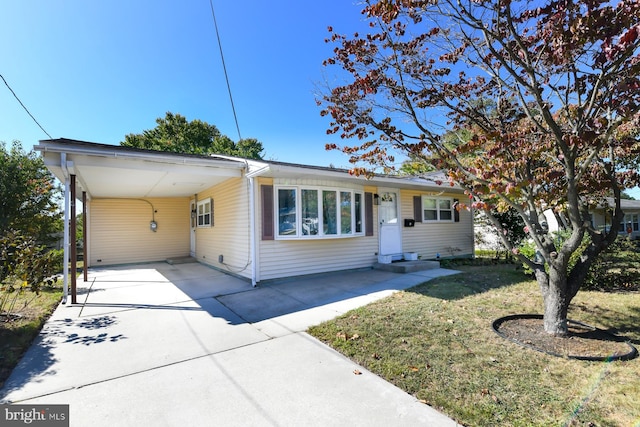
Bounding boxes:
494 315 638 361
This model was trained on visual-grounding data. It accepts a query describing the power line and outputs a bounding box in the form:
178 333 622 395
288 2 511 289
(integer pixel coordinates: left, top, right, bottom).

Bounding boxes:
0 72 52 139
208 0 242 141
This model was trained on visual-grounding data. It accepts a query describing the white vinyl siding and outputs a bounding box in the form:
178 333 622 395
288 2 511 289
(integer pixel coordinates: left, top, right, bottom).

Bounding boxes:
258 237 379 281
195 178 251 279
89 198 190 266
403 190 473 259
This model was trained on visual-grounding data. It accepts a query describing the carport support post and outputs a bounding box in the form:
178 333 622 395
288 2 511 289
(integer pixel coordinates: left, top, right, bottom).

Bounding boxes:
83 191 88 282
70 174 77 304
61 155 69 304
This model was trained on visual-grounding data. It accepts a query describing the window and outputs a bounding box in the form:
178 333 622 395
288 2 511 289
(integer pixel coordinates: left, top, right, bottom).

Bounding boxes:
197 198 212 227
276 186 364 238
341 191 352 234
622 214 639 233
323 190 337 235
301 189 318 235
422 196 454 222
278 188 296 236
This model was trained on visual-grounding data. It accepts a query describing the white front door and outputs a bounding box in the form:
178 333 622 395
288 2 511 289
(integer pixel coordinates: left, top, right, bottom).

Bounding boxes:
190 200 196 257
378 190 402 256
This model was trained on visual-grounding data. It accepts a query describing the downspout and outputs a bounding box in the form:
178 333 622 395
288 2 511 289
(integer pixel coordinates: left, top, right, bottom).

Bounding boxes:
61 153 69 304
82 191 88 282
249 176 257 287
245 163 270 287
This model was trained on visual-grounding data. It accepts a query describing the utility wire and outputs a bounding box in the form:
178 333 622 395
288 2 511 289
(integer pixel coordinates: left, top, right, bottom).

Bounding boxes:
1 72 52 139
208 0 242 141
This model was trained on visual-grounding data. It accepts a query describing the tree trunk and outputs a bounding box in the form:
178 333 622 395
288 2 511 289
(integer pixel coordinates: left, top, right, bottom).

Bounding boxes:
535 266 570 336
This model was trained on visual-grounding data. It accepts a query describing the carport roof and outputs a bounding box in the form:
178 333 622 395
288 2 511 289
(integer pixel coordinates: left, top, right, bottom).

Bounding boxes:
35 138 464 199
36 139 247 199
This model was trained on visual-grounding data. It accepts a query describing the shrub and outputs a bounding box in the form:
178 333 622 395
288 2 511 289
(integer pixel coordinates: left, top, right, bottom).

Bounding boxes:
518 232 640 292
0 230 60 295
518 230 590 276
583 239 640 292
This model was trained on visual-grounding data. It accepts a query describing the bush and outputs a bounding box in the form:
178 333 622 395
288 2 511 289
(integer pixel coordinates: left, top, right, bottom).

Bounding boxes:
518 232 640 292
583 239 640 292
518 230 591 276
0 230 60 294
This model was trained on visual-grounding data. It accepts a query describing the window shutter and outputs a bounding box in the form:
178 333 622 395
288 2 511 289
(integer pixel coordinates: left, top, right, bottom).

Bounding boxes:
413 196 422 222
454 198 460 222
261 185 274 240
365 192 374 236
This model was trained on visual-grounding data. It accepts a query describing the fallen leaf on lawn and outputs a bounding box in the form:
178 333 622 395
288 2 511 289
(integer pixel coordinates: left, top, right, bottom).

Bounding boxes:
349 333 360 340
409 366 419 372
336 332 347 341
481 388 490 396
418 399 429 404
353 369 362 375
372 353 381 360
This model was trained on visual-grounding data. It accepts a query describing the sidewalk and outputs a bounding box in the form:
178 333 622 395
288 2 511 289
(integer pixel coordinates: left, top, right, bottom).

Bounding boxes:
1 262 461 426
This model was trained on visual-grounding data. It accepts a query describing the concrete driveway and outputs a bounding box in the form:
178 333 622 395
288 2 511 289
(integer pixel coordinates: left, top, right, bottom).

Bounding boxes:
1 262 461 426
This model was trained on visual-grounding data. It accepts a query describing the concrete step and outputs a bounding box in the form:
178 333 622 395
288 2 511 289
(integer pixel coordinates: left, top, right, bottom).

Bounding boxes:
373 260 440 273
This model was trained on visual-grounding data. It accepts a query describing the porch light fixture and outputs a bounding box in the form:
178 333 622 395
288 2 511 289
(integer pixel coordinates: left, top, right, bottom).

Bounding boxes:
150 220 158 232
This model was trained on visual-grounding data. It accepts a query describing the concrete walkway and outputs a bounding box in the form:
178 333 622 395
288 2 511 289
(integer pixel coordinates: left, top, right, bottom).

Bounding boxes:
1 262 461 426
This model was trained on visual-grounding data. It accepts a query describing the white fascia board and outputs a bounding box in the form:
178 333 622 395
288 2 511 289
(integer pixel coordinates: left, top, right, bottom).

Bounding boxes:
35 142 246 171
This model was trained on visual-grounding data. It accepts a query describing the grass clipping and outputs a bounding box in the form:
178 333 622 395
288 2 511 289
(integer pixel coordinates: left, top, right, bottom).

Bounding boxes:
308 265 640 427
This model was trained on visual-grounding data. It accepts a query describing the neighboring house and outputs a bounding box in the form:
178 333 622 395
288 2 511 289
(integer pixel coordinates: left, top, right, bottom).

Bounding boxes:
538 198 640 240
590 198 640 240
36 139 474 286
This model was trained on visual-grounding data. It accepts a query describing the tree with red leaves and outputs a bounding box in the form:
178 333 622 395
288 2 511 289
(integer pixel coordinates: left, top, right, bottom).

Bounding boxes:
320 0 640 335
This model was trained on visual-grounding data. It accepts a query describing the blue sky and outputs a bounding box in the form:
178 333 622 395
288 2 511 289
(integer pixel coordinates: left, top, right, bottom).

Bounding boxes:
1 1 639 199
1 0 372 168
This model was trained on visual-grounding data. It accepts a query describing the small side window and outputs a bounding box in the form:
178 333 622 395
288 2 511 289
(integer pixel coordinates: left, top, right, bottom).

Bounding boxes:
197 198 213 227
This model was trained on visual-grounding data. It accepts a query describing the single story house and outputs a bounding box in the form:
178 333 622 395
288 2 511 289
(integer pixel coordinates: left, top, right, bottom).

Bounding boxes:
36 138 474 292
590 198 640 239
540 198 640 240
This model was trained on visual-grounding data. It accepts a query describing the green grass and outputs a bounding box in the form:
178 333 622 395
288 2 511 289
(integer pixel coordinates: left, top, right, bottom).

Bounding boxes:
308 265 640 426
0 282 63 389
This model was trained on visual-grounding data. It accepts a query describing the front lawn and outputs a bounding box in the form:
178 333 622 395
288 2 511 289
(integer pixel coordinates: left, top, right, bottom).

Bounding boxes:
308 265 640 426
0 282 63 389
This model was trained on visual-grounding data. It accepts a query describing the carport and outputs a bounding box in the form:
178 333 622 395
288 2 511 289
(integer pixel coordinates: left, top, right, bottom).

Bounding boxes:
36 138 247 304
